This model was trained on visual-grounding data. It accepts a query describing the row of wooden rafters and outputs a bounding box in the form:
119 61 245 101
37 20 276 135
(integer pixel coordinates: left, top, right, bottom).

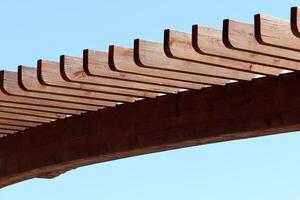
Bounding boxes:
1 7 300 137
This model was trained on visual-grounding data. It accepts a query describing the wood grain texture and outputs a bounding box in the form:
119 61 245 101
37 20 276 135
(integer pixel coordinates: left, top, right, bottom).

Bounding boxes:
109 46 207 89
223 20 300 62
255 14 300 50
165 29 282 76
1 71 100 111
135 39 256 82
0 106 64 119
19 66 125 105
85 50 180 93
0 101 70 116
2 70 300 187
39 59 149 100
0 90 82 115
0 111 51 123
61 54 173 95
194 22 299 71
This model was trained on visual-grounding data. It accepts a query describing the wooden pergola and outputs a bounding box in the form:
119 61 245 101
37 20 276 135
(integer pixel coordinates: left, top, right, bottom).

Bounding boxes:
1 7 300 187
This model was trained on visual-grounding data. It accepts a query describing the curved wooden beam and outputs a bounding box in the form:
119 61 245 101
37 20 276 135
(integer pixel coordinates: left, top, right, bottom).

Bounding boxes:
2 71 300 187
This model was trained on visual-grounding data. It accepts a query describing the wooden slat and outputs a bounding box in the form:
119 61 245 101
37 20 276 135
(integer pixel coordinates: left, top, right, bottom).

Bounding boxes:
19 66 127 104
0 124 26 131
0 134 7 138
83 50 179 93
193 24 298 71
0 129 16 134
39 58 159 98
60 55 172 95
291 7 300 37
109 46 208 88
0 71 100 111
135 39 256 82
223 20 300 61
255 14 300 50
0 92 82 115
0 111 51 123
0 106 65 119
0 118 40 127
165 29 282 76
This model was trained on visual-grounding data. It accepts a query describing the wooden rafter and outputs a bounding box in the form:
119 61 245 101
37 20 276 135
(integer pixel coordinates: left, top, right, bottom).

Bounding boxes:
1 6 300 188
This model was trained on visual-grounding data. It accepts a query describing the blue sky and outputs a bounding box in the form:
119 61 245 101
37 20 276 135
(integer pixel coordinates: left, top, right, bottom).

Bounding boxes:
1 0 300 199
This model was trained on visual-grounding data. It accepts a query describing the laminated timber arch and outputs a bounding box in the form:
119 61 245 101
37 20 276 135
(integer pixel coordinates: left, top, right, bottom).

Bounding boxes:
1 6 300 187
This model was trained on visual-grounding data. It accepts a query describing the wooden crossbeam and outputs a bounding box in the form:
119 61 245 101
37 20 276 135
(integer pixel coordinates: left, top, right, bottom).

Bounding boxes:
2 71 300 187
2 5 300 188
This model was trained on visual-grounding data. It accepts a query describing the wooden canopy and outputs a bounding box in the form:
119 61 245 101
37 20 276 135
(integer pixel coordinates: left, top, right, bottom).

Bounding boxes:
1 7 300 187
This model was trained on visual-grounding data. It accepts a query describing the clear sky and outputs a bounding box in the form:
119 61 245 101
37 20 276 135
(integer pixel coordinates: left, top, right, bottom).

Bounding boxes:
0 0 300 199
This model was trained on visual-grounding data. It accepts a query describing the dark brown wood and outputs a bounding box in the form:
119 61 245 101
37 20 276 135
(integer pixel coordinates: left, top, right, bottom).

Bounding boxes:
135 39 256 82
291 7 300 37
2 70 300 187
109 46 207 89
165 29 282 76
